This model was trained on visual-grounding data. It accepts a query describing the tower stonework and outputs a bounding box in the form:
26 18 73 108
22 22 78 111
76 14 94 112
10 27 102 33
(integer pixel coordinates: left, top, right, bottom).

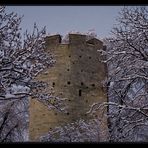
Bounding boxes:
29 34 108 141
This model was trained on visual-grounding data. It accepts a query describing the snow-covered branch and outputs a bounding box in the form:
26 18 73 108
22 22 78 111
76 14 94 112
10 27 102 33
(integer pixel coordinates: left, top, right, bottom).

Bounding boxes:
0 6 65 142
98 6 148 142
40 119 101 142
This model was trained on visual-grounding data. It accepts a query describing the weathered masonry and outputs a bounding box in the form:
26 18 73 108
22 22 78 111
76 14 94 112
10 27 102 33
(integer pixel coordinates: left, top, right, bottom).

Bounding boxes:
29 34 108 141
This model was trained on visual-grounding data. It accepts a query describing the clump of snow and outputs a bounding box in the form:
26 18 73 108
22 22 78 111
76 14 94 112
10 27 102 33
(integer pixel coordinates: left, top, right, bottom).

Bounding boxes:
5 94 16 99
5 84 30 99
11 84 30 94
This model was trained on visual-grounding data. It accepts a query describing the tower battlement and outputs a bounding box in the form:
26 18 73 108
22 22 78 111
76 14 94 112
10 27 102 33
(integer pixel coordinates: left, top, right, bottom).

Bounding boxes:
45 34 103 46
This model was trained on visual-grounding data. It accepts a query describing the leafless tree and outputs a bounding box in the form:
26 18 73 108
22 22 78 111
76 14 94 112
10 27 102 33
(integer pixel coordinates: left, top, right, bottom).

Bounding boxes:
0 6 65 142
40 119 100 142
0 100 29 142
91 6 148 142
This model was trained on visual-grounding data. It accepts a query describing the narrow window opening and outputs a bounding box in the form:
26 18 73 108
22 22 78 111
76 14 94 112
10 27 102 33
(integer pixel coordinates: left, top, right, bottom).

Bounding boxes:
52 82 55 87
89 56 91 59
81 82 84 86
79 90 82 96
92 84 95 87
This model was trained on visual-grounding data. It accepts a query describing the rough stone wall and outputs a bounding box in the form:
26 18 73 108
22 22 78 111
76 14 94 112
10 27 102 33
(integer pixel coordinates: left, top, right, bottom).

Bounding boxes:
29 34 108 141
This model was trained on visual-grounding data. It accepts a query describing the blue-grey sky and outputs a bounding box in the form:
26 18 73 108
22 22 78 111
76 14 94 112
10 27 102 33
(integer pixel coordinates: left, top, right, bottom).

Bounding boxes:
6 6 123 39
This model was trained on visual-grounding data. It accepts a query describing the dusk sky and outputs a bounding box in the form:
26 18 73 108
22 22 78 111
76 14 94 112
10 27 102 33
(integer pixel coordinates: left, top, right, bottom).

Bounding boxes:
6 6 124 40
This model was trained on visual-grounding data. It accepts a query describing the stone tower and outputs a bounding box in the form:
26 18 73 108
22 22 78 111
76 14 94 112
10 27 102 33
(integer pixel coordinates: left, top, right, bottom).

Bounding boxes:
29 34 108 141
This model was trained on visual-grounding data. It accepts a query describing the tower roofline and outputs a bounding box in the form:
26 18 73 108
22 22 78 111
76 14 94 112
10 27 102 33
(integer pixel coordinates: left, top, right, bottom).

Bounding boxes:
45 34 103 47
